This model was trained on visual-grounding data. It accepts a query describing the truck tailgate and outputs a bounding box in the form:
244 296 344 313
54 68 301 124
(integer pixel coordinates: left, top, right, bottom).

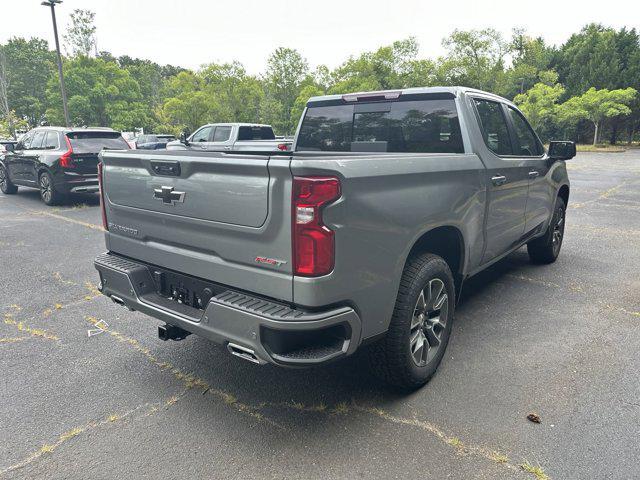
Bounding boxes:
100 150 294 301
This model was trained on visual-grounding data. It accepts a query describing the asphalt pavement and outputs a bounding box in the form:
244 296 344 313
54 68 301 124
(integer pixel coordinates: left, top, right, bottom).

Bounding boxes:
1 151 639 479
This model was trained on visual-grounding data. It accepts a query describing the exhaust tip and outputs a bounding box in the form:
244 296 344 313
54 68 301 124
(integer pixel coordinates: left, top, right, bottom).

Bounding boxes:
111 295 125 306
227 342 260 364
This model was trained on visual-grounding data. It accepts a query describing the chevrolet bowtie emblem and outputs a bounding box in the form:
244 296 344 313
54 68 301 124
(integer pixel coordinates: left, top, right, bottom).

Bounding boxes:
153 186 185 205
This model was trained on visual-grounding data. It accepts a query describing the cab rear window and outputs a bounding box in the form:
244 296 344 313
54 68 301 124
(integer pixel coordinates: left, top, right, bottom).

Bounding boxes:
297 97 464 153
238 126 275 141
66 131 129 153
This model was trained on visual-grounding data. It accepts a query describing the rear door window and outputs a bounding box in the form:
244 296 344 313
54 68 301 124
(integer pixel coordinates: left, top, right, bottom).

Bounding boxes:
30 131 46 150
213 126 232 142
473 99 513 156
66 131 129 153
297 97 464 153
44 131 59 149
506 107 542 156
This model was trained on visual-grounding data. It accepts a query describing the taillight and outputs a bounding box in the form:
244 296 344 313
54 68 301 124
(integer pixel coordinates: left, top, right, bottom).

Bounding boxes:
277 143 290 151
98 161 108 230
292 176 341 277
60 136 74 168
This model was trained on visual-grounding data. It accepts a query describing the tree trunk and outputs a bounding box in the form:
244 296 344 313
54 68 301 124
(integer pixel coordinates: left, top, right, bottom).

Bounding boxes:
609 120 618 145
593 121 599 146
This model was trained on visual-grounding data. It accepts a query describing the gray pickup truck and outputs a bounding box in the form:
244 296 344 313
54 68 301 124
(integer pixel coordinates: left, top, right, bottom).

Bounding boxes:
94 87 574 389
165 123 292 152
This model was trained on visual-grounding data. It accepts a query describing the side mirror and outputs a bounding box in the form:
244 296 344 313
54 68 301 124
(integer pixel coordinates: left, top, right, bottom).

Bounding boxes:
548 141 576 161
5 143 14 152
180 130 191 146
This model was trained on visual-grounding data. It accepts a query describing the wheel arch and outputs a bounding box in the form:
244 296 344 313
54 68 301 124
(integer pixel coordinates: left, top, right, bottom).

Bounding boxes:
558 184 570 206
37 165 51 178
405 225 466 298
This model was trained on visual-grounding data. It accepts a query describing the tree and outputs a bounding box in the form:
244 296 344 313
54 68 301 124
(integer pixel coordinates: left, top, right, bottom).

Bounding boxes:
200 61 264 123
0 37 55 126
440 28 508 91
263 48 309 134
330 38 436 94
555 24 622 98
559 87 637 145
290 85 324 129
63 9 97 57
45 56 152 130
514 80 565 142
497 29 554 98
0 46 14 137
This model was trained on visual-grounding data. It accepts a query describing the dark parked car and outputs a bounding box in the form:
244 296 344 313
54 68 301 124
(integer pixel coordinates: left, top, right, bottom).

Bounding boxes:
0 127 129 205
135 134 176 150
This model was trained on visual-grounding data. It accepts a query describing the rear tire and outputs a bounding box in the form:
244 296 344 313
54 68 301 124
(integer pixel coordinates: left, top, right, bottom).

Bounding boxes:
39 171 65 206
527 197 566 264
368 253 455 390
0 164 18 194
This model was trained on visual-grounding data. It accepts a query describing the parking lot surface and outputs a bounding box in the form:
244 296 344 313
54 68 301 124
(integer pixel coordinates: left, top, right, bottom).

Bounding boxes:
1 151 639 480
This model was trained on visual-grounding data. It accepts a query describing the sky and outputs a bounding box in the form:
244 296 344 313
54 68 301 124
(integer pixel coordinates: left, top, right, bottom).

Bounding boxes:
1 0 637 74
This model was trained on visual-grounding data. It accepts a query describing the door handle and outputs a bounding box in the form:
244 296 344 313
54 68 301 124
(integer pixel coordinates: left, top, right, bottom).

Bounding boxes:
200 144 207 150
528 170 539 179
223 146 231 150
491 175 507 186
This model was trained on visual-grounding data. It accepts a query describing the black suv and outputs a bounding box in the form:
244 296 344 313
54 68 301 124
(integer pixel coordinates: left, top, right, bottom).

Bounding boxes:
0 127 129 205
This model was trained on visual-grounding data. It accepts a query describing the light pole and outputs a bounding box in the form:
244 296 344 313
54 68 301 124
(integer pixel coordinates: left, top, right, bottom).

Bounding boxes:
42 0 70 127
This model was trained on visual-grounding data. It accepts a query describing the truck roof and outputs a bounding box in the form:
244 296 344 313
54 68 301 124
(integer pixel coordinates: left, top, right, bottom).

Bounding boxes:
199 123 273 129
306 86 512 106
31 126 118 133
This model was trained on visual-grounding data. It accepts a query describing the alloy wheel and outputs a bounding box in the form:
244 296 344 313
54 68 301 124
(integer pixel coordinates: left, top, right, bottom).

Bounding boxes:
552 206 565 254
40 174 52 203
409 278 449 367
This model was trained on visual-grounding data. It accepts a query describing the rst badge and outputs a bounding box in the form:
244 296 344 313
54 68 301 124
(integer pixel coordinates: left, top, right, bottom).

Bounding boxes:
254 256 287 267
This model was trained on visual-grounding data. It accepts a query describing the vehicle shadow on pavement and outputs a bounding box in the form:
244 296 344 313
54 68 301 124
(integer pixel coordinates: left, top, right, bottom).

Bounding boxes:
171 249 537 419
5 188 99 208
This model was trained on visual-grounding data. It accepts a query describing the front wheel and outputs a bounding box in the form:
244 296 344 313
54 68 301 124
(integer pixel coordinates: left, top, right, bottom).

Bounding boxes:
0 164 18 194
368 253 455 390
39 171 65 206
527 197 566 264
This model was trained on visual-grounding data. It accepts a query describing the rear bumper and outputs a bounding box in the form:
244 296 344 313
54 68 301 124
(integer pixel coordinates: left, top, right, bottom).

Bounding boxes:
94 252 362 366
54 172 98 193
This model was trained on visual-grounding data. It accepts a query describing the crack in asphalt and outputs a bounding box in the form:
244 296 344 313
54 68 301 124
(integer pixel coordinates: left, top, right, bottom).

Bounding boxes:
0 392 187 477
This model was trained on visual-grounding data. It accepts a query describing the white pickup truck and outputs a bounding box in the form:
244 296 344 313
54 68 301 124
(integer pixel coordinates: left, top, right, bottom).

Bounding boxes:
166 123 292 152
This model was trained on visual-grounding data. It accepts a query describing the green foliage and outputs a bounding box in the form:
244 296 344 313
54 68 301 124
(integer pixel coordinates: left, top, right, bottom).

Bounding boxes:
440 28 508 91
63 9 97 57
1 17 639 143
262 48 309 134
291 85 325 131
330 38 436 93
558 87 637 144
1 37 55 125
514 82 565 141
0 112 28 138
45 56 152 131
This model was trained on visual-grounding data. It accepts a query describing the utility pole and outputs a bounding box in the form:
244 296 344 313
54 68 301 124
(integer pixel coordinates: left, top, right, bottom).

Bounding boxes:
42 0 70 127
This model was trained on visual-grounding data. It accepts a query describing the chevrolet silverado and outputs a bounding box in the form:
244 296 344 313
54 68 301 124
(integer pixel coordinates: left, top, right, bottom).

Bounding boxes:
94 87 574 389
